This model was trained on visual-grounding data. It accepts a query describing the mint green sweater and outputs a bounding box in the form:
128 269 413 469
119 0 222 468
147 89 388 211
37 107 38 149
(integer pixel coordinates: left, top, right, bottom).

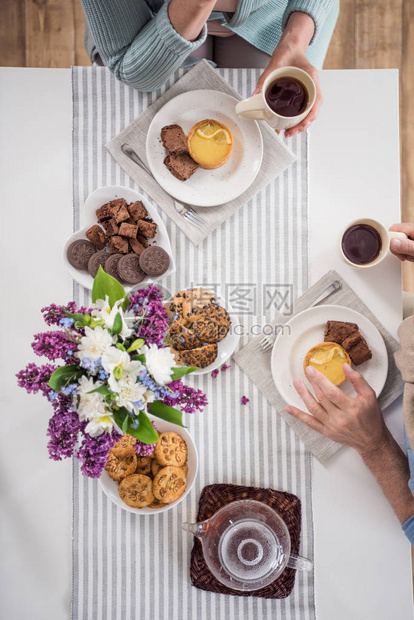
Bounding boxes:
81 0 339 91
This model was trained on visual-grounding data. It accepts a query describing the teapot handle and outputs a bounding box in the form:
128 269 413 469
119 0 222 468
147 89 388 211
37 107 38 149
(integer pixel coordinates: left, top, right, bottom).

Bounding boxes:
286 553 313 571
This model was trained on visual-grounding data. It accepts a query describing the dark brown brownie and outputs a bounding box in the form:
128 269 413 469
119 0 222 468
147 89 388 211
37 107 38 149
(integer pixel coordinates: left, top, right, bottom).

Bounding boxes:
96 202 112 222
164 153 198 182
129 237 146 255
342 332 372 366
137 234 149 248
110 235 129 254
128 201 148 222
86 225 109 250
110 199 130 224
102 218 119 236
160 124 188 155
119 222 139 238
324 321 359 345
137 220 157 239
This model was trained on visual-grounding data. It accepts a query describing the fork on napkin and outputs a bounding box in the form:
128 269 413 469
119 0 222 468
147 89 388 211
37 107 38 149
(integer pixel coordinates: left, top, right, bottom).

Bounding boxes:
233 270 404 464
106 60 296 245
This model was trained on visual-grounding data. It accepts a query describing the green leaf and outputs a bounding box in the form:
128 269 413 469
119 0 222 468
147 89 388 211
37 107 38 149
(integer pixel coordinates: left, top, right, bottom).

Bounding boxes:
92 266 129 311
170 366 197 381
132 354 146 363
112 408 158 444
127 338 145 353
87 385 111 396
111 312 123 336
115 342 126 351
48 365 82 391
64 310 90 326
148 401 186 427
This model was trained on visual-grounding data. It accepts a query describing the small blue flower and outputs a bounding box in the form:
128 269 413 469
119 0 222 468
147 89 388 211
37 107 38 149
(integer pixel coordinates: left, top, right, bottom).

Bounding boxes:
49 390 58 402
67 350 73 356
130 418 140 429
61 383 78 396
133 399 144 409
59 317 75 329
80 357 91 370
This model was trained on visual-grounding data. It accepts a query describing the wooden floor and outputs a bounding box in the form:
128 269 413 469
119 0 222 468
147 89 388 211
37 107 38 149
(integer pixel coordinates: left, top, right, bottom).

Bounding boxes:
1 1 413 288
1 0 413 595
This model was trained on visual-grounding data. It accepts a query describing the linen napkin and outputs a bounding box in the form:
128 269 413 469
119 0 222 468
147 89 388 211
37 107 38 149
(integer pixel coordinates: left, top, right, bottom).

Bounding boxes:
106 59 296 245
233 270 404 464
190 484 302 599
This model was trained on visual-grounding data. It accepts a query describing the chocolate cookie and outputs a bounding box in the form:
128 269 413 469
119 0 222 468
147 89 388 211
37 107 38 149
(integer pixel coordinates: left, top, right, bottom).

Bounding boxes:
67 239 96 270
88 250 110 278
177 343 218 368
104 253 124 281
187 303 230 344
117 253 146 284
166 319 203 351
139 247 170 277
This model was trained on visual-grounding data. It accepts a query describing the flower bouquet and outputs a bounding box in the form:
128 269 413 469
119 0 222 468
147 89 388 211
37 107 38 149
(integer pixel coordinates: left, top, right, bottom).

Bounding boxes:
17 268 207 478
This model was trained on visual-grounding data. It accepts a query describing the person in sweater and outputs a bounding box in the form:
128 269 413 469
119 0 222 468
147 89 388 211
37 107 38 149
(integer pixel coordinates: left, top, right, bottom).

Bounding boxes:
285 223 414 544
82 0 339 137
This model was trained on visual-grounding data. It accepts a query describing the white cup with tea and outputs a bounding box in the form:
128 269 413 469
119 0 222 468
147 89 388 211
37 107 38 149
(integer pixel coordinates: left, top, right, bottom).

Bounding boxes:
235 66 316 130
340 218 407 269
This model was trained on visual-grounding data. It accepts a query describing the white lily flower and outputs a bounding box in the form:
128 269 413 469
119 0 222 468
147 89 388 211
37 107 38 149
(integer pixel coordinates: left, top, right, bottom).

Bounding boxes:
113 373 147 413
143 343 175 386
75 325 113 361
76 376 107 422
84 414 114 437
92 296 133 340
102 346 143 393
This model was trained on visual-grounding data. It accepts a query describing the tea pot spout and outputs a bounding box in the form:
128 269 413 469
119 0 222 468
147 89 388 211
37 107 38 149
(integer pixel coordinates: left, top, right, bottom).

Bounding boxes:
182 521 209 539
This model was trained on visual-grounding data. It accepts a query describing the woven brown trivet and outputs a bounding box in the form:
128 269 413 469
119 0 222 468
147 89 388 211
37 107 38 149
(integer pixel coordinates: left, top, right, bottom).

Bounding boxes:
190 483 302 599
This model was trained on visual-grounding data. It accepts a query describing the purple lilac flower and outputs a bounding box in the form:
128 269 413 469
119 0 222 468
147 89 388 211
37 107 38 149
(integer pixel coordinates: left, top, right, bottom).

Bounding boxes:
211 369 219 378
164 380 208 414
76 425 122 478
128 285 168 346
221 364 231 371
16 362 56 397
41 302 88 326
32 331 78 362
241 396 249 405
47 410 80 461
134 421 158 456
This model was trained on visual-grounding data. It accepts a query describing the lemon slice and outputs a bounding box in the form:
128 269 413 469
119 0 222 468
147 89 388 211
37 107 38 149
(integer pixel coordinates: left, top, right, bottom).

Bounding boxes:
195 125 231 145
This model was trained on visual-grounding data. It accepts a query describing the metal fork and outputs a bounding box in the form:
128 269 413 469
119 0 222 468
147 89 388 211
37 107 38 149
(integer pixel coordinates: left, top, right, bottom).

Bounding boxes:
121 143 205 229
260 280 343 352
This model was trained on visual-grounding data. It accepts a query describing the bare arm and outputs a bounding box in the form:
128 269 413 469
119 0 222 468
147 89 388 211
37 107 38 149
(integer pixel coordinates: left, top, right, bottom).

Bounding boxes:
285 364 414 525
168 0 217 41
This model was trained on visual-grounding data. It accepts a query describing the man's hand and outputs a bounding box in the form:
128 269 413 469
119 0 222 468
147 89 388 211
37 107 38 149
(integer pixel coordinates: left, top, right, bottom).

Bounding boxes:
253 12 322 138
285 363 388 457
389 223 414 263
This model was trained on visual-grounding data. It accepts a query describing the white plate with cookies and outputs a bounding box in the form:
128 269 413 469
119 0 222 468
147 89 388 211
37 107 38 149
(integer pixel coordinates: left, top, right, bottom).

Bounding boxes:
166 287 241 375
271 305 388 410
146 90 263 207
99 415 198 514
63 185 175 291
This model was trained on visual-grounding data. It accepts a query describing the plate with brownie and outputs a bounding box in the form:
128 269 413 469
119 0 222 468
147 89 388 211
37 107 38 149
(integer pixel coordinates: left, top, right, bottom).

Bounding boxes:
165 287 240 374
146 90 263 207
64 185 175 290
271 305 388 410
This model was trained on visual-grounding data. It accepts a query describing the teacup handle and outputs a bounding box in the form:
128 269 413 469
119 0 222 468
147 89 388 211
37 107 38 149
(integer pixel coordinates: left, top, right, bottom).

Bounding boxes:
236 95 267 121
286 553 313 571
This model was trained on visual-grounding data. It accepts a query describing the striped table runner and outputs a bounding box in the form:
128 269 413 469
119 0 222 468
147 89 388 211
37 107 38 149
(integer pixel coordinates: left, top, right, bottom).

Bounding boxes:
72 66 314 620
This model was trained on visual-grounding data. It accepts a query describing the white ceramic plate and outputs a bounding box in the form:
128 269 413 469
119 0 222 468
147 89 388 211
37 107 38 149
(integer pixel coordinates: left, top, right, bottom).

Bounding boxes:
166 290 241 376
146 90 263 207
63 185 175 291
271 305 388 409
99 415 198 515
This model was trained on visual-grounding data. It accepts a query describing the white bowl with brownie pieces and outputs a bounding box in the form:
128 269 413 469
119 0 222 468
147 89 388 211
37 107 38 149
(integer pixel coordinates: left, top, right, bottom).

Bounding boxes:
64 185 175 291
99 416 198 515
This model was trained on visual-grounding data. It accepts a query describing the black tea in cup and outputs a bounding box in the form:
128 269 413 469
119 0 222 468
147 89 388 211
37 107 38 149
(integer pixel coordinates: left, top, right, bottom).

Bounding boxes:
341 224 382 265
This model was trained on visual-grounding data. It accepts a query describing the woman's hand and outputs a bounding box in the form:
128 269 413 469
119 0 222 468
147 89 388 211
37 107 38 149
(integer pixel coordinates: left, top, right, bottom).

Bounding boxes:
285 364 388 458
254 12 322 138
389 223 414 263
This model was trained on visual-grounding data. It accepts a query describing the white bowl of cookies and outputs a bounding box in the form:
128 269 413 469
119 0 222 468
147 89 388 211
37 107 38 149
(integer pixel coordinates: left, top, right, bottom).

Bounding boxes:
165 287 240 375
99 416 198 514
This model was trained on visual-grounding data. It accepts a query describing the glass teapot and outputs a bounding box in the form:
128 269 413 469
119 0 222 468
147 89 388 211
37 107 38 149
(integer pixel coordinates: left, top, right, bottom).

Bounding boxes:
183 499 312 591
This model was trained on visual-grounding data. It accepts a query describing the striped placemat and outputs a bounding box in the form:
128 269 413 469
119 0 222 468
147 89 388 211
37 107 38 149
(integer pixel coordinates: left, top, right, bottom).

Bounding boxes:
71 65 314 620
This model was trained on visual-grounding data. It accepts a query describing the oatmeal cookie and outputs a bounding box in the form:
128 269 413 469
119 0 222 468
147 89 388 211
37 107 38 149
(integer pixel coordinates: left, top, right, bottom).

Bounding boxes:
155 432 188 467
182 288 216 318
105 449 137 482
178 343 218 368
135 455 153 475
153 466 187 503
112 433 137 457
151 460 162 477
119 474 154 508
186 303 230 343
166 319 203 351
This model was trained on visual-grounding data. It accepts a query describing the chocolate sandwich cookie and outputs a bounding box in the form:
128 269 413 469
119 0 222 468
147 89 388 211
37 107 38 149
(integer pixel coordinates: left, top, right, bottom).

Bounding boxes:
104 253 124 282
139 247 170 277
67 239 96 270
88 250 110 278
117 253 146 284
